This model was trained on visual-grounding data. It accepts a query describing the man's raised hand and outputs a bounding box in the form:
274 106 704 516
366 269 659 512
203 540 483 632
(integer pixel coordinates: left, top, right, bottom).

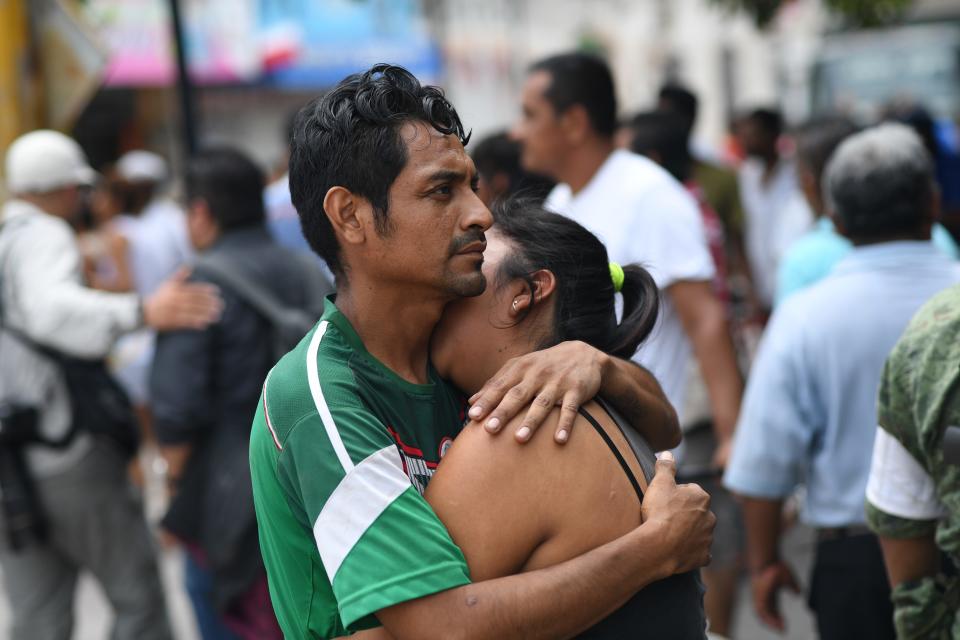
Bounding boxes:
467 340 610 444
143 267 223 331
641 452 716 575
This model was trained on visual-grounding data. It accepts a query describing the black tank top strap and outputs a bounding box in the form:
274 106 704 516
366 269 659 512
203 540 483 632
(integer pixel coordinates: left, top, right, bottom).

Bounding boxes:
574 406 708 640
577 406 644 502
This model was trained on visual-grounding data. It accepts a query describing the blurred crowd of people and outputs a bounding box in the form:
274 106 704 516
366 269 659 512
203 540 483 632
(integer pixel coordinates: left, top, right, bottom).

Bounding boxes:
1 49 959 640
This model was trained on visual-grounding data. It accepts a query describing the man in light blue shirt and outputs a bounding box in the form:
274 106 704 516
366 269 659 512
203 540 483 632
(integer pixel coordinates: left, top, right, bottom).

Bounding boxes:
724 123 960 640
776 216 959 304
775 118 959 305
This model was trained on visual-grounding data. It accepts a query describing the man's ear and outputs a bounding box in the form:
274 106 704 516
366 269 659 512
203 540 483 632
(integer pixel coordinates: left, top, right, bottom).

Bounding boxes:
508 269 558 319
560 104 592 145
323 186 367 246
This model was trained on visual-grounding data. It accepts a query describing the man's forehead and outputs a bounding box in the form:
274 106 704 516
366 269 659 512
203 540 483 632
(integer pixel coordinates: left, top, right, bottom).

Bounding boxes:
523 71 552 101
399 121 474 176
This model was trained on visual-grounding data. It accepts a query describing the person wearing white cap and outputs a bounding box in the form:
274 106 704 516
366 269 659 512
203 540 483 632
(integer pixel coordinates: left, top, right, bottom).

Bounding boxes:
116 149 169 184
0 129 222 640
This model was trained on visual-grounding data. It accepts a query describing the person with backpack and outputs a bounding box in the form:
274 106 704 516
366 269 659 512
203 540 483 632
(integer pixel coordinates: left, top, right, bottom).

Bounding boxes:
150 147 333 640
0 130 222 640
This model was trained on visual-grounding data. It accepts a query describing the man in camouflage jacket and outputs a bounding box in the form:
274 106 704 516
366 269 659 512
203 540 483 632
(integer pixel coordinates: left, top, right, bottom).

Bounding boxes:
865 284 960 639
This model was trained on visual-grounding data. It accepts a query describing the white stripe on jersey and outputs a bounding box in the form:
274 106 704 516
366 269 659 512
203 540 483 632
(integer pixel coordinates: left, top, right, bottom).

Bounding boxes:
313 445 410 582
261 368 283 451
307 321 354 472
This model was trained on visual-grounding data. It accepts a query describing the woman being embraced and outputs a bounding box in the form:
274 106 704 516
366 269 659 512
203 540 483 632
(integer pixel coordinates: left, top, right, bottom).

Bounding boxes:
425 197 707 638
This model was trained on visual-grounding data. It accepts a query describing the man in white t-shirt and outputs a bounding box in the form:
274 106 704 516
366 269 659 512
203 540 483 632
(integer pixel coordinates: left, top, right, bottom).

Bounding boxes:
511 52 743 468
735 109 812 309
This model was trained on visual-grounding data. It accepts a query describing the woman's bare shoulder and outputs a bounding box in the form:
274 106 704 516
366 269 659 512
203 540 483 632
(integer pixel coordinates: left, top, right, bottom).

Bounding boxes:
430 402 608 494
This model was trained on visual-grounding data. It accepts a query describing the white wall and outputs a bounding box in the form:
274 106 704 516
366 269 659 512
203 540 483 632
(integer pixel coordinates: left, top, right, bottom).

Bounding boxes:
435 0 826 149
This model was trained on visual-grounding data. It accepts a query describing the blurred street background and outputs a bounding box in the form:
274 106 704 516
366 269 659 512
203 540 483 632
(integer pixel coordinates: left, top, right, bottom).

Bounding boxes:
2 1 959 639
4 0 959 196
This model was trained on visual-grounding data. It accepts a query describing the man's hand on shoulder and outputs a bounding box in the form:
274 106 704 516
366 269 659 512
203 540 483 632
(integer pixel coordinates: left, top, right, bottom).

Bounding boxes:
143 267 223 331
467 340 609 444
640 451 716 576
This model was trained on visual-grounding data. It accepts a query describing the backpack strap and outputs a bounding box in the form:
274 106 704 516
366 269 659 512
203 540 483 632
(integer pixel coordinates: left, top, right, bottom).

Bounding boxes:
194 252 316 330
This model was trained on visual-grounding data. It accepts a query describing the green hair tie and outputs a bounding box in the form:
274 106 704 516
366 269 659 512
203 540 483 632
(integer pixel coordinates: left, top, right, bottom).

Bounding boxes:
609 262 624 293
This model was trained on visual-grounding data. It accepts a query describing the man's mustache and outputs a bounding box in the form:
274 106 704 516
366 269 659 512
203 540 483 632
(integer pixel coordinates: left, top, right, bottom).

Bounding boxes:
449 229 487 255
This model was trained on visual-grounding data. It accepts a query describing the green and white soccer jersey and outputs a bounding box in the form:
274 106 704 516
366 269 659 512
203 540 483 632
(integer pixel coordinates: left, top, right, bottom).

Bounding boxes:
250 298 471 639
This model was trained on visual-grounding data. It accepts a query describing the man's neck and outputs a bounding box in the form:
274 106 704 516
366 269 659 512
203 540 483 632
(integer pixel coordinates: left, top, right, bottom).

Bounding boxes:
559 139 616 195
334 280 445 385
758 151 780 184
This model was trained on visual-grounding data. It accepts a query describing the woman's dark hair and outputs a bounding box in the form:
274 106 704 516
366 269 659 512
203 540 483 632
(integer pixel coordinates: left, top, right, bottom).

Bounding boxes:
492 198 659 359
289 63 469 278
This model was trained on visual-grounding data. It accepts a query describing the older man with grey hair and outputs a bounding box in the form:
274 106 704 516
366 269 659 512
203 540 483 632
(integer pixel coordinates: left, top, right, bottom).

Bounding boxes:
723 123 960 640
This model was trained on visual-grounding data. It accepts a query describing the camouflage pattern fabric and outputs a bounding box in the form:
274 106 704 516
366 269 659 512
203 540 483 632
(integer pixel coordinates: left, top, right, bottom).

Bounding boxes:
865 284 960 639
889 574 960 640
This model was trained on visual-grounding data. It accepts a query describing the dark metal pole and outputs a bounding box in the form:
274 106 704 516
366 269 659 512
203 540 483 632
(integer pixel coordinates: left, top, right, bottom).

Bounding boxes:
168 0 198 158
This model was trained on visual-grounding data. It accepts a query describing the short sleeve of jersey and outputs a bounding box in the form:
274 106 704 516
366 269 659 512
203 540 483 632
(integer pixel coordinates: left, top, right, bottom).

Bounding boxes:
274 369 470 630
627 178 716 289
253 317 471 635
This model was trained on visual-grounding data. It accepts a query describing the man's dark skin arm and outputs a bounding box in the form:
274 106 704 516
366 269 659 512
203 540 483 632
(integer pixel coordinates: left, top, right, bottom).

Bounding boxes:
741 496 800 632
671 280 743 468
373 453 713 640
878 534 941 587
467 340 681 451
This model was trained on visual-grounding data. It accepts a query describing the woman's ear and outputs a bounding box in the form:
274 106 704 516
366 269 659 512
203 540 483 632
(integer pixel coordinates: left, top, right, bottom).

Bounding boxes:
323 186 367 245
508 269 558 319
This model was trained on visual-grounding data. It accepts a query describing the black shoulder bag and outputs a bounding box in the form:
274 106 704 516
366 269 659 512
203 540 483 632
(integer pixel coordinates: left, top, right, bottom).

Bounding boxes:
0 217 139 458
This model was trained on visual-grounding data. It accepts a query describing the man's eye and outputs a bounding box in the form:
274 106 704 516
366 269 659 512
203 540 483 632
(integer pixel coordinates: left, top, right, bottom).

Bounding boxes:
434 185 452 196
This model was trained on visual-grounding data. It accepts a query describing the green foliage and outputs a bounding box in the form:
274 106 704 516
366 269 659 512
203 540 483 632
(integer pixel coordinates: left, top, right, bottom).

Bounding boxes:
709 0 914 28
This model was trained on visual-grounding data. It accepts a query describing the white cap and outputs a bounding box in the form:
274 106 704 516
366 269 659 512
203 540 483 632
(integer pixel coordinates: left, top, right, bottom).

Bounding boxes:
5 130 97 194
116 150 168 183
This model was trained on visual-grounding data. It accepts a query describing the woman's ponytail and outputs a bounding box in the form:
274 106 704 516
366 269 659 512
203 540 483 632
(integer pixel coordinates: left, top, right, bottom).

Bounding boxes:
608 264 659 359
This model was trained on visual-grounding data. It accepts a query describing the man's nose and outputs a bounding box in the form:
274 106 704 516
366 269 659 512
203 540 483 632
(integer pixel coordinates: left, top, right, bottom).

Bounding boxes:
464 192 494 232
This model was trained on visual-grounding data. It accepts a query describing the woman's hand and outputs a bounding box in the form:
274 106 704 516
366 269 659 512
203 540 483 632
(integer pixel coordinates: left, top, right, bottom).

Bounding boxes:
467 341 610 443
